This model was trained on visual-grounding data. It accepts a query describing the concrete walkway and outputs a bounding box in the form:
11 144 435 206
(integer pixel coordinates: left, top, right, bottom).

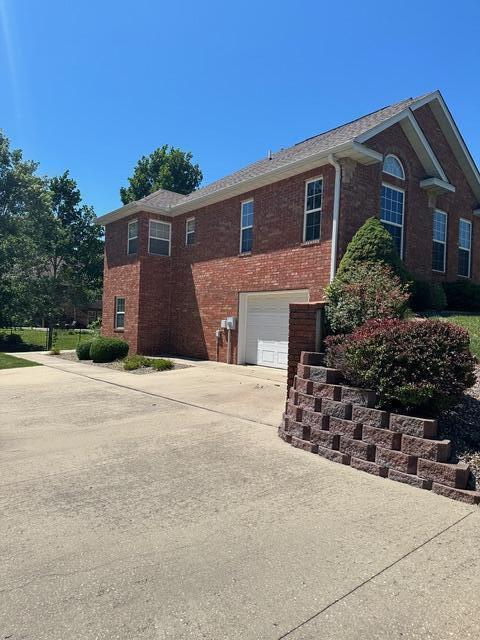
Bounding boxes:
1 354 480 639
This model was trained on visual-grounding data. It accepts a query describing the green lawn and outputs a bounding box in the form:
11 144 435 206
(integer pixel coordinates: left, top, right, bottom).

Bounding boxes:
0 328 92 352
0 352 42 369
430 313 480 358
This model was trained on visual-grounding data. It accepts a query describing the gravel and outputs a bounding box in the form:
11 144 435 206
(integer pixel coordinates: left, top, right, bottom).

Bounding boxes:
50 351 189 374
438 365 480 488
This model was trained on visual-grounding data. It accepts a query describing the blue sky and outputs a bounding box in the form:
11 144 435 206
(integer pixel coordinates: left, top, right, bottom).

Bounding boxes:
1 0 479 216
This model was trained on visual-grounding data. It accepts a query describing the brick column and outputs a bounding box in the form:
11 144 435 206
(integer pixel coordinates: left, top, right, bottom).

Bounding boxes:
287 301 326 391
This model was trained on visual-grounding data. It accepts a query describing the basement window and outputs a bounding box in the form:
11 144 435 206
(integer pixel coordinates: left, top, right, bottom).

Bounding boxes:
432 210 447 273
115 297 125 329
304 178 322 242
458 218 472 278
149 220 171 256
127 220 138 254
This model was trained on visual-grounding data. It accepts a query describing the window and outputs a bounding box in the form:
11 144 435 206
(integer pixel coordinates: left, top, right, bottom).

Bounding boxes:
458 218 472 277
432 210 447 272
383 154 405 180
127 220 138 254
381 184 404 257
115 297 125 329
149 220 171 256
240 199 254 253
304 178 322 242
185 218 196 245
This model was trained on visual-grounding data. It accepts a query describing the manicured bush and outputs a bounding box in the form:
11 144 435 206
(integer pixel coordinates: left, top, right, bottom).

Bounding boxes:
443 281 480 311
325 262 410 334
89 337 129 363
50 347 61 355
410 280 447 311
325 319 476 415
336 217 411 282
76 339 94 360
123 355 173 371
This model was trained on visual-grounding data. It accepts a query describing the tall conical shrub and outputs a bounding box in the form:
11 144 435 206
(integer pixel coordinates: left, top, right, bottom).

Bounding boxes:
336 217 411 282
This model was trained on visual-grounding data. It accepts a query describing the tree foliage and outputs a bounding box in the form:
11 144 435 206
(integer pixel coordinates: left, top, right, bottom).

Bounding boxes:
0 131 103 335
120 144 203 204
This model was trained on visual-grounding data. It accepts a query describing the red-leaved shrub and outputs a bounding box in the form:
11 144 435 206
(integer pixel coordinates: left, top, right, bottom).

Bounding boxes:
325 319 476 415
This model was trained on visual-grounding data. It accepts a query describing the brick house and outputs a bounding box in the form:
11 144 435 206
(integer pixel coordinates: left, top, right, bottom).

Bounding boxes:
97 90 480 369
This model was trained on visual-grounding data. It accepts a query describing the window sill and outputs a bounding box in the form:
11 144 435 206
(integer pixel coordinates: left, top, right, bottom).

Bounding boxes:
148 252 171 258
114 328 125 332
301 239 321 247
457 274 471 279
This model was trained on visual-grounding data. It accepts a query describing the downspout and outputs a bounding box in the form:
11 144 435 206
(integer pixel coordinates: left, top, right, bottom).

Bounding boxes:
328 154 342 282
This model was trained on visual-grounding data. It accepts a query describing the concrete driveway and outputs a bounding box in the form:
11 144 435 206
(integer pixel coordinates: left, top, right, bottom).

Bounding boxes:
1 353 480 639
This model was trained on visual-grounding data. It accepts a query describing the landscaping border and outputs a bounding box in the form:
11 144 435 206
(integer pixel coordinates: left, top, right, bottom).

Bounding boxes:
279 351 480 505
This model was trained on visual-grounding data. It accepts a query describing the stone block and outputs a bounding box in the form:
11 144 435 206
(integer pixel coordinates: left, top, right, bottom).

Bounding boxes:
328 417 362 439
362 424 401 450
375 446 417 474
401 434 451 462
341 386 376 408
308 366 341 384
432 483 480 504
417 459 470 489
311 382 342 401
351 457 388 477
310 428 340 450
321 399 352 420
339 436 375 461
300 351 325 366
295 392 322 412
291 436 318 454
317 446 351 465
388 469 432 489
389 414 437 438
352 405 389 428
302 410 330 430
294 376 313 395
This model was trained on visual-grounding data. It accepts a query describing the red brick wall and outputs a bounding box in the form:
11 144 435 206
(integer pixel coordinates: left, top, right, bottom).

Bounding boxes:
102 104 479 359
338 111 478 282
287 302 326 391
168 166 335 361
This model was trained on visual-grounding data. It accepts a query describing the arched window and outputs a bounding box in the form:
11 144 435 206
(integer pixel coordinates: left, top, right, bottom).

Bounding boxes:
383 154 405 180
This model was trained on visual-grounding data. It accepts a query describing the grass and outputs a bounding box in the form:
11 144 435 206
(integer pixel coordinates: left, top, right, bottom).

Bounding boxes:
429 312 480 358
123 355 174 371
0 328 92 352
0 352 42 369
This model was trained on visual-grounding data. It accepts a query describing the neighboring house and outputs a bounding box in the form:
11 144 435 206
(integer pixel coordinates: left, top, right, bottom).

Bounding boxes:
96 90 480 369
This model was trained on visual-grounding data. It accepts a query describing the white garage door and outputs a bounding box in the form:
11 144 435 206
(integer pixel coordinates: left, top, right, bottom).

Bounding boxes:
244 291 309 369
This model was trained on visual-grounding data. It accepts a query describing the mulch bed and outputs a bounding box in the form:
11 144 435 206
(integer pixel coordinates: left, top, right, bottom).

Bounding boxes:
438 364 480 487
51 351 190 375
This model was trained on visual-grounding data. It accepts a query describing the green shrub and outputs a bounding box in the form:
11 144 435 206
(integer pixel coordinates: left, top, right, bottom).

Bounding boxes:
325 262 410 334
123 355 173 371
76 340 94 360
336 217 411 282
0 332 24 349
410 281 447 311
325 319 476 415
443 281 480 311
50 347 61 355
89 337 129 363
151 358 173 371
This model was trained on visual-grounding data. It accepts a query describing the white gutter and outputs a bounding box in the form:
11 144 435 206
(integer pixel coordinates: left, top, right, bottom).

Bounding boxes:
328 154 341 282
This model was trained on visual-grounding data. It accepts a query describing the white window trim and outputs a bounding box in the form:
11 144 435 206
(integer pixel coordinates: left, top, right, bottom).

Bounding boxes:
185 217 195 246
114 297 125 330
239 198 254 254
148 219 172 256
381 182 405 259
432 209 448 273
383 154 405 180
458 217 472 278
127 219 138 255
303 176 323 243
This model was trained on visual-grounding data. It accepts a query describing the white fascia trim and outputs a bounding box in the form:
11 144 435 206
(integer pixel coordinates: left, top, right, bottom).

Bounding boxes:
473 208 480 218
411 90 480 201
96 142 379 225
96 201 170 226
169 142 381 216
420 178 456 193
356 109 447 181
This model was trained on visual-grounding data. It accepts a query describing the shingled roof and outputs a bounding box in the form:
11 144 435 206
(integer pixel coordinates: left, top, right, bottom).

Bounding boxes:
162 95 423 207
97 90 480 224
